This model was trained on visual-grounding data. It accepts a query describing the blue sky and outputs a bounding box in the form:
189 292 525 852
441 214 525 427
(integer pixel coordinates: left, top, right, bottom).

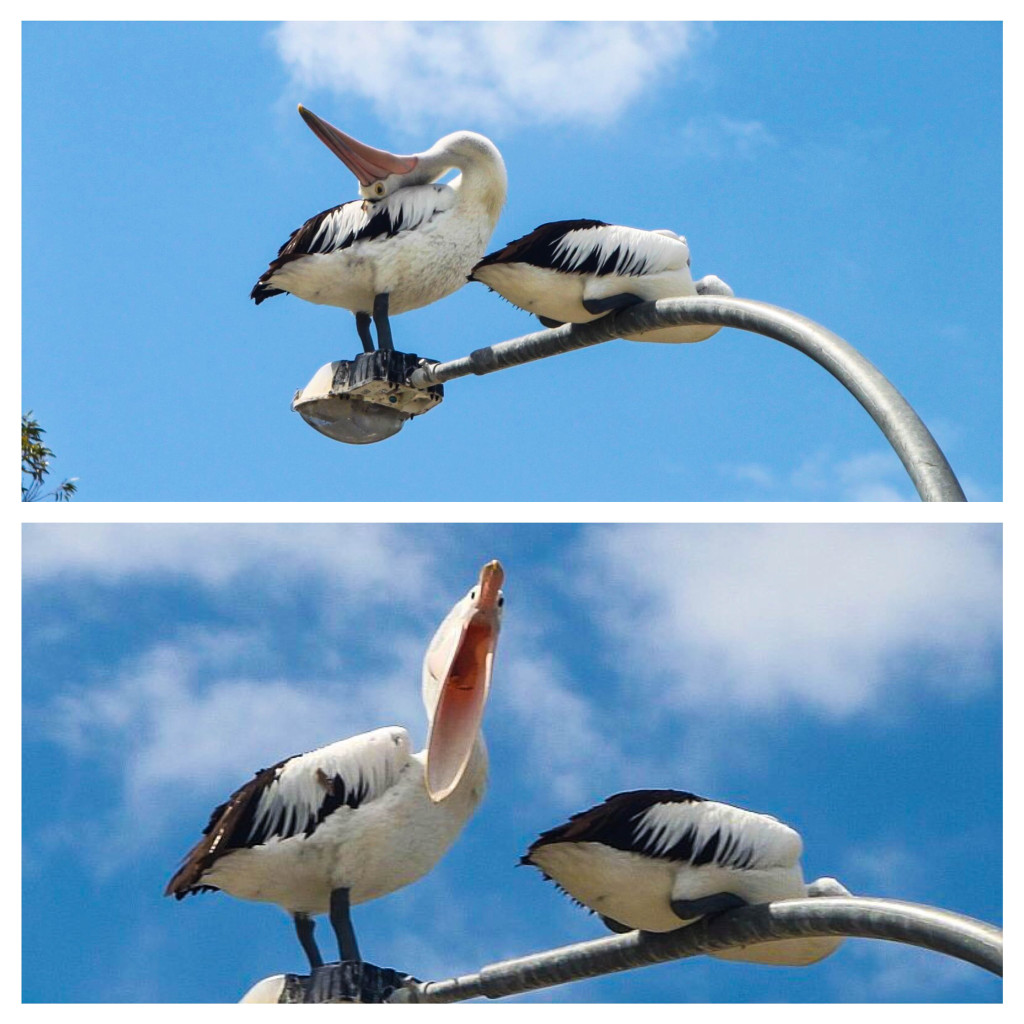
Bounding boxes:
22 523 1002 1003
21 21 1002 501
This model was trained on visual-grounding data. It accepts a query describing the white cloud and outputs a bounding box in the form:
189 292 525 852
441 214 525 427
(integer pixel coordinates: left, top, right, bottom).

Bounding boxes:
572 524 1000 717
271 22 704 134
39 626 427 833
722 449 916 501
728 463 776 488
841 841 924 899
834 940 991 1001
835 452 911 501
679 115 778 161
495 650 615 807
24 524 456 867
790 449 914 501
28 528 620 868
22 522 434 598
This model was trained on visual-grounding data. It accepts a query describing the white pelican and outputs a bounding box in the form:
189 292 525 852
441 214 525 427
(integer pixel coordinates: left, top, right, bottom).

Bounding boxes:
166 560 505 970
470 219 732 344
252 106 507 353
522 789 849 966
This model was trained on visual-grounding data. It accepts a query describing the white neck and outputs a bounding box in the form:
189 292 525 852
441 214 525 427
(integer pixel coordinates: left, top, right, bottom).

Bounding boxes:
420 132 507 226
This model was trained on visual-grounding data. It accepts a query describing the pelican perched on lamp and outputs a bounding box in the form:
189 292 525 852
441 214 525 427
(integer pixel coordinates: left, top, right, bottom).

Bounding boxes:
522 788 848 966
166 560 505 970
470 219 732 344
252 106 507 354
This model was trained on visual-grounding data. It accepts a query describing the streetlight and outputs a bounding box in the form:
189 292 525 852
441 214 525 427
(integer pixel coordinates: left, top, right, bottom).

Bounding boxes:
293 295 966 501
292 350 443 444
239 893 1001 1003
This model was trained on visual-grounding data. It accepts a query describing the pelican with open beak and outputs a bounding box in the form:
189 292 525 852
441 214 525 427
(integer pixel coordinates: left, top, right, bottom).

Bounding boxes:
166 561 505 972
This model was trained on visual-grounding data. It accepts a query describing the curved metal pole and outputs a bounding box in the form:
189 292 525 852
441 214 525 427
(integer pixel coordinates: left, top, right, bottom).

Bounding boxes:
409 296 966 502
392 896 1001 1002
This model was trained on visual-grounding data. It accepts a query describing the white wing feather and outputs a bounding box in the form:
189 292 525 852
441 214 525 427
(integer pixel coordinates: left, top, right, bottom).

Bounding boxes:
250 726 413 841
635 799 803 869
554 225 690 276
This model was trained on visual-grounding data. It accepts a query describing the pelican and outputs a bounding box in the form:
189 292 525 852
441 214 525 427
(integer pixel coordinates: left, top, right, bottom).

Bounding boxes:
252 106 507 354
522 789 849 966
166 560 505 971
470 219 733 344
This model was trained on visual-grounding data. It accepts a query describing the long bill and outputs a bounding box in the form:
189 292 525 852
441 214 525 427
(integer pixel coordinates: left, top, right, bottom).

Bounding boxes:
297 104 418 186
425 561 504 803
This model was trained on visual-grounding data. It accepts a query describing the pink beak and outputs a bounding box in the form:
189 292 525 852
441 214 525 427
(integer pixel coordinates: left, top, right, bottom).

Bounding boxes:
425 561 504 803
297 105 418 186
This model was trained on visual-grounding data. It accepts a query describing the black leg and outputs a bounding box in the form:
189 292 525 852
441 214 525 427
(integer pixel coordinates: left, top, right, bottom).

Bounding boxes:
294 912 324 970
581 292 644 316
372 293 393 352
355 312 375 353
330 887 362 963
671 892 749 922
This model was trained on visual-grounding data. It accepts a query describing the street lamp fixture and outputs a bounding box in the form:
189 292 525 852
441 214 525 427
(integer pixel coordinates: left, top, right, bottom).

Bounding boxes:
292 350 443 444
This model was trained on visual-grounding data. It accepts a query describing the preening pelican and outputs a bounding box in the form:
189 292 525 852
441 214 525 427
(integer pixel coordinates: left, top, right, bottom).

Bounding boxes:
470 219 732 344
522 789 848 966
252 107 507 354
166 561 505 970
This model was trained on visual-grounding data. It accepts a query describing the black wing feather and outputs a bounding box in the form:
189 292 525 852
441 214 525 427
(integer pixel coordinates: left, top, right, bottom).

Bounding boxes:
523 790 701 857
523 789 773 871
251 187 450 303
250 201 365 304
164 755 375 899
472 219 611 276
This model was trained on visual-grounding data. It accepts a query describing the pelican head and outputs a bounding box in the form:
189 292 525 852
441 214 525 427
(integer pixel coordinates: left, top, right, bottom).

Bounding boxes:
298 105 420 200
297 106 506 213
694 274 735 297
422 560 505 803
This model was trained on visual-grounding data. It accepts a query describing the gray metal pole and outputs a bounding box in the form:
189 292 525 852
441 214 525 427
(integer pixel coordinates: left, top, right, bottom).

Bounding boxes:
409 296 966 502
391 896 1001 1002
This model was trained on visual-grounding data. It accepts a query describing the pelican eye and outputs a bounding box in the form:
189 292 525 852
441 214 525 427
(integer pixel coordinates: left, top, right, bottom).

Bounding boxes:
470 589 478 600
497 595 505 607
373 183 385 197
